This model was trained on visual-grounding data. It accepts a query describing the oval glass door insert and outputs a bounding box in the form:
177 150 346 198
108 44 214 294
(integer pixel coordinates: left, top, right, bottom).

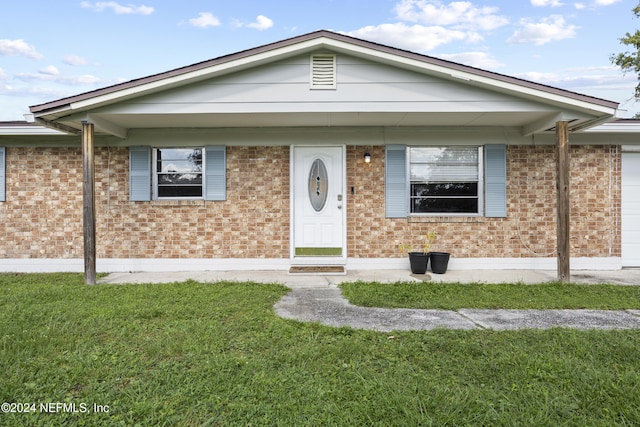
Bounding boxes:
308 159 328 212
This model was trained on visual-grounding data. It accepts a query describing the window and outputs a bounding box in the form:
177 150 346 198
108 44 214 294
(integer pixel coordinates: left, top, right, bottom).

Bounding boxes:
386 145 504 218
409 146 482 214
153 148 203 199
130 145 225 202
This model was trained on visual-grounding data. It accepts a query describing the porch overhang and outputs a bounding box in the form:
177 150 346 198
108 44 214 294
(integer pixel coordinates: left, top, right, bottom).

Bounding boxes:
30 108 620 140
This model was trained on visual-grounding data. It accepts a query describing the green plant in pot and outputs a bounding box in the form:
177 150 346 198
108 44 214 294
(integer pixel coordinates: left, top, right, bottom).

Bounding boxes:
404 232 437 274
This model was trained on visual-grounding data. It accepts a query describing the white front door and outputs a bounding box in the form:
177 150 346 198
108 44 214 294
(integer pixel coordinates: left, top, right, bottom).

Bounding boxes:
622 152 640 266
292 146 345 259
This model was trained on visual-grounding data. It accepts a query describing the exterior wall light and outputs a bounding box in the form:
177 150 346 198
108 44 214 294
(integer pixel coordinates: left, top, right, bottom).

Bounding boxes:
364 153 371 163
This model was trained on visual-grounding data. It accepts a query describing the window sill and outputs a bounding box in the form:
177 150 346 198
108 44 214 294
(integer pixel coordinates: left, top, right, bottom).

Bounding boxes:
408 215 482 223
149 199 206 206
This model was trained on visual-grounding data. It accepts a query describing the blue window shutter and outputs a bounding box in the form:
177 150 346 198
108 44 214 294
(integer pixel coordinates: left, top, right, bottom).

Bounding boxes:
129 146 150 201
485 144 507 217
385 145 407 218
0 147 5 202
205 146 226 201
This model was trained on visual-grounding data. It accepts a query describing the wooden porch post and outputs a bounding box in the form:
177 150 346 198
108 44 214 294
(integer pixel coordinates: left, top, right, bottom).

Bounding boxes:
556 121 570 283
82 121 96 285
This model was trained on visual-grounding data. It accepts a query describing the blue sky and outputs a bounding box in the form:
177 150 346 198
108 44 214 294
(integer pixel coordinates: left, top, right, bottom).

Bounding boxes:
0 0 637 120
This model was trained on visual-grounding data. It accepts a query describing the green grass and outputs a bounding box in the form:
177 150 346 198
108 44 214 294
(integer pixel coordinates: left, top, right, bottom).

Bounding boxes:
340 281 640 310
1 274 639 426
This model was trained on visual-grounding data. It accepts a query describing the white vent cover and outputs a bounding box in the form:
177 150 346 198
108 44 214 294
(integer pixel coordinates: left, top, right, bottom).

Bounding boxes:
310 54 336 89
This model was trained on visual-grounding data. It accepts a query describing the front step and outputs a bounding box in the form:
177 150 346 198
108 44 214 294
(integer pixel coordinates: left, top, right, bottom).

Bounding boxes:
289 265 346 274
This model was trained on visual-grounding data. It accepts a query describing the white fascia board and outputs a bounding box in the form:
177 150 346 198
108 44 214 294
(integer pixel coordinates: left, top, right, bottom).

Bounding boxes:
32 105 75 121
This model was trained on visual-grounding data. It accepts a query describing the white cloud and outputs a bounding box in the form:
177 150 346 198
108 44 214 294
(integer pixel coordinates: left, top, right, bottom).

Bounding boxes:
0 84 16 95
394 0 509 31
188 12 221 28
64 54 90 66
437 51 504 69
346 23 481 52
0 84 74 100
516 71 560 83
39 65 59 76
508 15 578 45
573 0 619 9
531 0 564 6
16 71 103 85
245 15 274 30
0 39 43 59
80 1 154 15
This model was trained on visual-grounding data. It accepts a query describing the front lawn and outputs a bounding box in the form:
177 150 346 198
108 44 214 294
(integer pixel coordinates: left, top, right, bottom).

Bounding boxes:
1 274 639 426
340 281 640 310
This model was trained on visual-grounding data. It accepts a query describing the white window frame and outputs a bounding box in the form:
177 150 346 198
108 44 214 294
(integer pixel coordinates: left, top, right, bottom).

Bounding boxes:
152 147 204 200
408 146 484 216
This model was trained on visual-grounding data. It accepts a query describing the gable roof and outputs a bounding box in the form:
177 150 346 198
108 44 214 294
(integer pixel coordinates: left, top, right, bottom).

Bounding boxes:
29 30 619 137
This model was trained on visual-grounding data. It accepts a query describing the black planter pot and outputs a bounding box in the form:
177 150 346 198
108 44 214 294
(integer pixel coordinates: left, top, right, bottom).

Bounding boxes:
430 252 450 274
408 252 429 274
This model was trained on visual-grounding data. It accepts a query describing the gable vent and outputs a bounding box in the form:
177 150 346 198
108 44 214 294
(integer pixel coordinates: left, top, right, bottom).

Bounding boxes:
310 54 336 89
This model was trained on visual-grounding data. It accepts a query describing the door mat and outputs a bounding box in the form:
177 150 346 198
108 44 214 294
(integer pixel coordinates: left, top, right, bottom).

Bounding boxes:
289 266 346 274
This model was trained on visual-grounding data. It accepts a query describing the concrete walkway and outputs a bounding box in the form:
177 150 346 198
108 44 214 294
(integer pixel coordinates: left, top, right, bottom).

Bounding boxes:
99 269 640 331
274 287 640 331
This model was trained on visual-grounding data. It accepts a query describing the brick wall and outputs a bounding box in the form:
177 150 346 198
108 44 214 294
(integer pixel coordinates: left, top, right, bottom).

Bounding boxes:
0 144 620 260
346 145 621 258
0 147 84 258
0 146 290 259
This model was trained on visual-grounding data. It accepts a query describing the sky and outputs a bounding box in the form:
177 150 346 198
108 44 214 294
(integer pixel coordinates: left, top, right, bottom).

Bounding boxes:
0 0 638 121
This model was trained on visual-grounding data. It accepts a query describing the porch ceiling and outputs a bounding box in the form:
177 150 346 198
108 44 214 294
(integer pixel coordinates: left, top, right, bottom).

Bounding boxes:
48 110 575 135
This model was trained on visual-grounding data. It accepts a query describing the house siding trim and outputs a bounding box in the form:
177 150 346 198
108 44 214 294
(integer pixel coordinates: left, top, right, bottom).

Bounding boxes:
0 147 5 202
0 256 621 273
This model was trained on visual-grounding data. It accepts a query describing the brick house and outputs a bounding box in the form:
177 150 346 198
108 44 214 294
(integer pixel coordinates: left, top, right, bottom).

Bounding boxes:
1 30 639 274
